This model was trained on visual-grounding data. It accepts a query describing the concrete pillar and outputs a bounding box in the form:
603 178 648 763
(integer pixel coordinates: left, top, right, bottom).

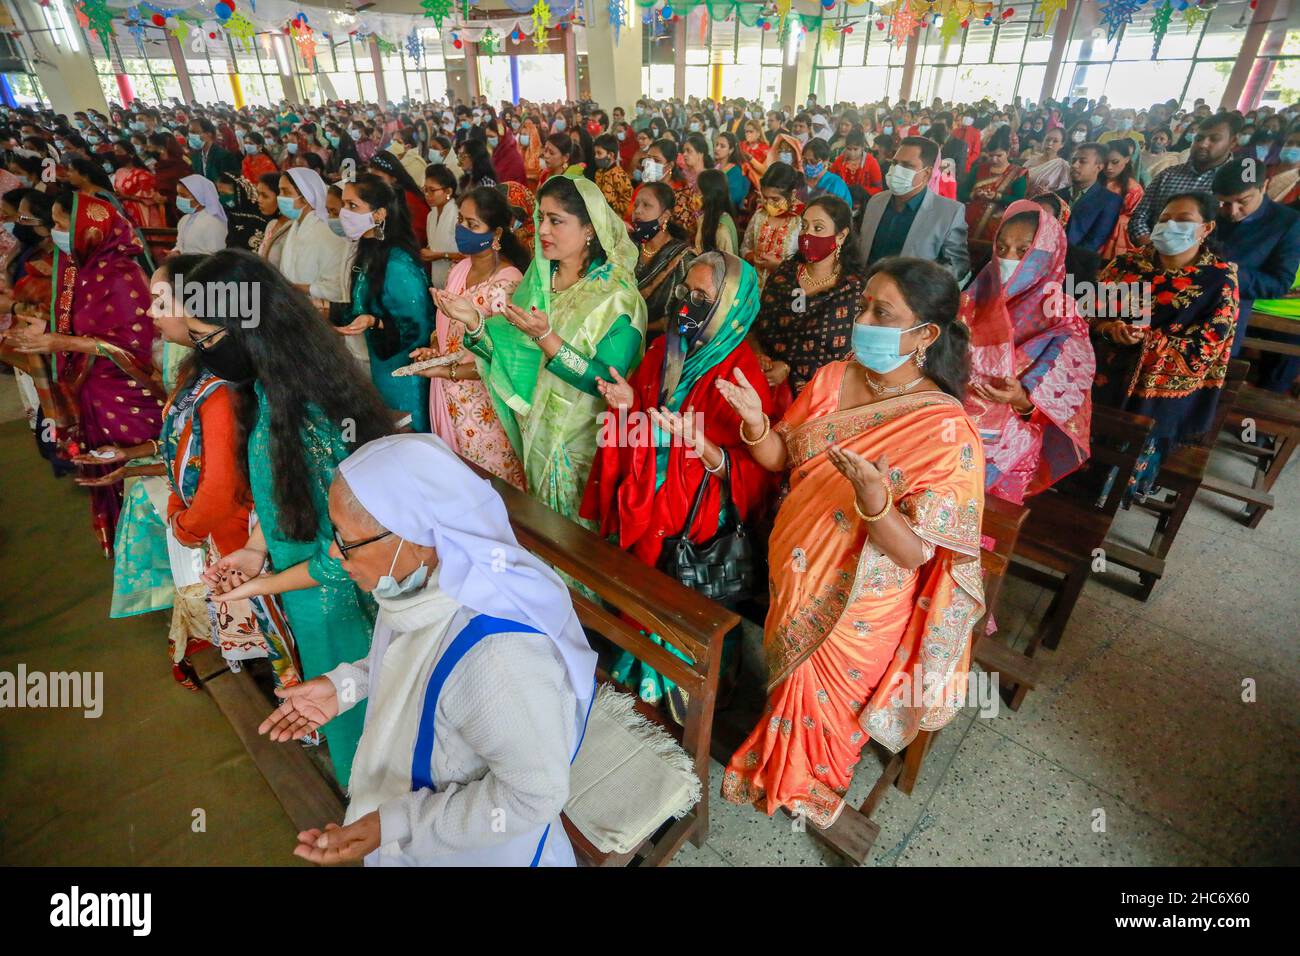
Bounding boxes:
779 26 816 111
7 0 109 115
674 16 686 100
585 4 643 115
465 40 481 100
1039 0 1080 104
898 28 921 102
564 25 578 101
1224 0 1280 111
370 37 387 106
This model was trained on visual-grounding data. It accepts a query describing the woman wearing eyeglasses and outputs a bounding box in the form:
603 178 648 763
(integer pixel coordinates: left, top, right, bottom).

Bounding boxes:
580 251 775 715
192 249 397 789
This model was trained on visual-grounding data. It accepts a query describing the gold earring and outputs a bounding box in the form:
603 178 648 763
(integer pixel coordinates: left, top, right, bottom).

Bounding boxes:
915 347 928 369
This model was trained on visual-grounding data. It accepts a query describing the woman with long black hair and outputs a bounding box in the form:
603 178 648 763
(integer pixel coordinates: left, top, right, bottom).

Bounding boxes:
368 150 430 248
696 167 738 255
324 120 359 179
196 248 395 789
455 136 498 193
336 172 434 433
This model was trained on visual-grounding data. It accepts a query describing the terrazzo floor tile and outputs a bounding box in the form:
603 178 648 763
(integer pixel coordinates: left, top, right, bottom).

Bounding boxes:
896 722 1231 866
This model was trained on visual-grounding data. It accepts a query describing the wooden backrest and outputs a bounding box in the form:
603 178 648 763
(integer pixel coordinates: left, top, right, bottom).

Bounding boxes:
140 226 177 264
1199 358 1250 450
1058 404 1157 518
475 468 738 807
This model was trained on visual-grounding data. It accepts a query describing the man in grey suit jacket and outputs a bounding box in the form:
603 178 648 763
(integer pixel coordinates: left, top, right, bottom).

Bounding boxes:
856 136 970 284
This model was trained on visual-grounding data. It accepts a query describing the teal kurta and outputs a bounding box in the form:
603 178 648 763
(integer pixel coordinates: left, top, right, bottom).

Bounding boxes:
353 247 433 433
248 383 375 788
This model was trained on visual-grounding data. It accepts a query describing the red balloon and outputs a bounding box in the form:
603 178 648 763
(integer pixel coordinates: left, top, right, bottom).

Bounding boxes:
761 21 770 30
845 26 853 33
453 38 463 48
150 13 165 26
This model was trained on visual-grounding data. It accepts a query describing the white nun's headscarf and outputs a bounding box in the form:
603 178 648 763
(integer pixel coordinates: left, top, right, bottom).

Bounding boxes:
180 174 226 223
338 434 597 704
286 166 331 222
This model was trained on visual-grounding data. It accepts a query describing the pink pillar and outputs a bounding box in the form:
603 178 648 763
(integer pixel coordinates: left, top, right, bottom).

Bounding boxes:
1039 0 1080 104
114 74 135 107
370 37 387 105
898 29 921 102
564 26 578 102
1239 19 1288 112
466 40 481 100
1221 0 1277 111
673 16 686 101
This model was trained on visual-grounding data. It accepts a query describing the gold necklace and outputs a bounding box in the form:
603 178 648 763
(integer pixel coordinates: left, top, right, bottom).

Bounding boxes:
797 262 838 293
863 366 925 395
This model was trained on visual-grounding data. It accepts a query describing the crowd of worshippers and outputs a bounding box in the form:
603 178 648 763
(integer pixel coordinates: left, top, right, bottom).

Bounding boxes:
0 88 1296 865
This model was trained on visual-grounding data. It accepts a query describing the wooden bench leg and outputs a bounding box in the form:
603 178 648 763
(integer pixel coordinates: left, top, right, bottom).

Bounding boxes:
896 730 935 796
1041 562 1088 651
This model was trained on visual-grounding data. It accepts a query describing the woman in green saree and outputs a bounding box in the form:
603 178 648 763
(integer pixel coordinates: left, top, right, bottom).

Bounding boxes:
193 249 396 789
443 170 648 521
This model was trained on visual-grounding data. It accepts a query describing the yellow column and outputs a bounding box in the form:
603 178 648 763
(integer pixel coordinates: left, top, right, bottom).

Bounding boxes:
711 63 722 101
230 74 245 109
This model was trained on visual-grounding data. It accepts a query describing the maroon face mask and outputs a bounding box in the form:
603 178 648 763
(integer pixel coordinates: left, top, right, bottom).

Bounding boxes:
799 231 839 263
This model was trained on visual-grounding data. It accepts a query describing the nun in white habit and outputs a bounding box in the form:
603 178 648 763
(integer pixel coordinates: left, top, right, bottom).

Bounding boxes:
175 174 228 254
258 433 596 867
278 166 352 303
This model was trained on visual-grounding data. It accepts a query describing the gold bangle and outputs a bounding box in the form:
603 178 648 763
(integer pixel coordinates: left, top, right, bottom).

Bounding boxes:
854 482 893 522
740 413 770 446
449 363 458 382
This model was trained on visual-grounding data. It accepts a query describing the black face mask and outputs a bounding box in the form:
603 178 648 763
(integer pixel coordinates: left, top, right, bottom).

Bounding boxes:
630 217 662 244
196 333 256 383
677 297 712 336
13 223 40 247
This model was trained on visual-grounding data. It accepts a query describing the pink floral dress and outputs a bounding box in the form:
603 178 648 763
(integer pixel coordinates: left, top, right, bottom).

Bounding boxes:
429 258 528 490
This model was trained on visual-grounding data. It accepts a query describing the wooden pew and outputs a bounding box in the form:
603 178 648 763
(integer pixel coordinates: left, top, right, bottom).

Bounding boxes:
1202 383 1297 528
1000 404 1155 709
1100 359 1249 599
195 467 735 867
140 226 177 265
480 470 738 866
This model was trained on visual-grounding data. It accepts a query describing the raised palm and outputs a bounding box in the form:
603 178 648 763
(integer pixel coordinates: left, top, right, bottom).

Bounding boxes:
258 677 340 742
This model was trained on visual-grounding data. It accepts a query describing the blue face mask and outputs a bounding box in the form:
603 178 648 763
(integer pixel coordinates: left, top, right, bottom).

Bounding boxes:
373 539 429 600
851 322 933 374
327 217 345 237
277 195 301 220
327 134 340 148
804 162 825 179
176 196 194 215
1282 146 1300 164
286 142 299 155
187 133 203 149
1150 220 1201 256
552 118 567 133
51 228 71 254
455 222 494 254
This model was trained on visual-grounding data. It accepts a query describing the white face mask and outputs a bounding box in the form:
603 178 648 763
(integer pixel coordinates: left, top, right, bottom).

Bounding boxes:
338 207 376 240
641 158 665 182
886 164 919 196
997 256 1020 285
373 538 430 600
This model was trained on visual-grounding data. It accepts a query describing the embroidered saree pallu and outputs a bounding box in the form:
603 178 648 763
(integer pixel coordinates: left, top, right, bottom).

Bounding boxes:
723 372 985 828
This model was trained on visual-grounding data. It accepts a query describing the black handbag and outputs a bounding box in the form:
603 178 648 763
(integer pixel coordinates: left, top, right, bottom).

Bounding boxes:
659 457 755 607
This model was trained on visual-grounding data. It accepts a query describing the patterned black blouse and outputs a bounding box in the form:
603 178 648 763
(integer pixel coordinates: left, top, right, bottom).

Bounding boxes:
752 257 865 395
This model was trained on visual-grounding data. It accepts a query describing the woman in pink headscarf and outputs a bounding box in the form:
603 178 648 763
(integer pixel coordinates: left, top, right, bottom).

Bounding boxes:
489 121 528 186
2 192 163 553
960 199 1094 505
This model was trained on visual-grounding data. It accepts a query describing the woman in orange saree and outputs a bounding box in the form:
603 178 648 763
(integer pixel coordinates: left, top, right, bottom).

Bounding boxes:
717 256 985 828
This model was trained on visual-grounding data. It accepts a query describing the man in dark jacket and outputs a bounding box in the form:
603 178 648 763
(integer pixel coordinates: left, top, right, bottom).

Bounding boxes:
1054 142 1122 253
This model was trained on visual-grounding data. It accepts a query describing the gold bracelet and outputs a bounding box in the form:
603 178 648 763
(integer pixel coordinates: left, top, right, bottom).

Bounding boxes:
449 363 458 382
854 483 893 522
740 413 770 446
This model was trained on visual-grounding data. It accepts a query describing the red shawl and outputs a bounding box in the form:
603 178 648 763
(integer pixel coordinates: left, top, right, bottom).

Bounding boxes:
492 126 528 185
581 337 776 568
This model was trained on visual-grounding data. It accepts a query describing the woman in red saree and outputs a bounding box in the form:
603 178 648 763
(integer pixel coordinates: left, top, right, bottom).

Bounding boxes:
958 127 1027 244
112 157 167 229
581 252 775 712
717 256 985 828
961 200 1093 505
4 192 163 555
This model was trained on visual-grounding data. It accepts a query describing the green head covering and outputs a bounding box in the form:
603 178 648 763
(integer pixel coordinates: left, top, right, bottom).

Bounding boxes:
477 169 641 445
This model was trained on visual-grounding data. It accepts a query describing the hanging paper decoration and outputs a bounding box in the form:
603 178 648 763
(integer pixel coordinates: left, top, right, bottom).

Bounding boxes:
532 0 551 51
1038 0 1066 32
1182 2 1206 30
608 0 626 42
374 35 397 54
820 18 838 54
290 19 316 68
481 28 499 55
1150 0 1172 57
74 0 116 52
1097 0 1144 41
775 0 792 38
226 10 256 46
406 28 422 62
420 0 456 27
888 0 921 47
125 6 147 54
